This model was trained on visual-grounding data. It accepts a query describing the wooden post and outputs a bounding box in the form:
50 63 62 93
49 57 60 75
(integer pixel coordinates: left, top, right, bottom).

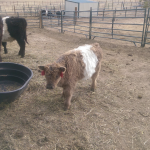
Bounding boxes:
74 7 77 25
39 10 43 28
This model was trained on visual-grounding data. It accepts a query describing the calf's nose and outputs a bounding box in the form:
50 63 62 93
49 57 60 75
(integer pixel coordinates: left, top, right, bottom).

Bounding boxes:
46 85 54 89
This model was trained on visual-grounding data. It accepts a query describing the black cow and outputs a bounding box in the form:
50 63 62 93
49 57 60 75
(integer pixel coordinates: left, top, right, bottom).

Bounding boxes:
47 10 54 17
56 11 61 18
2 17 28 58
0 16 3 62
56 11 65 18
42 9 47 16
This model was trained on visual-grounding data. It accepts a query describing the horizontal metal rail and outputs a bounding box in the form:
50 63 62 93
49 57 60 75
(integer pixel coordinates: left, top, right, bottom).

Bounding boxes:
92 22 144 25
63 26 89 33
63 29 89 36
92 31 142 38
92 26 143 33
92 16 144 19
91 35 142 43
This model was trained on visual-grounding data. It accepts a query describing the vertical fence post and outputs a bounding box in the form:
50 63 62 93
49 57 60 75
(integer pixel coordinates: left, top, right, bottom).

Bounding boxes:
123 2 124 9
39 10 43 28
58 16 60 26
89 7 92 39
5 10 7 16
74 7 77 25
97 2 99 16
54 6 55 15
61 10 63 33
112 10 116 39
23 6 25 16
115 8 116 18
125 7 127 17
14 6 16 14
141 8 148 47
112 17 114 39
102 8 105 21
135 6 137 17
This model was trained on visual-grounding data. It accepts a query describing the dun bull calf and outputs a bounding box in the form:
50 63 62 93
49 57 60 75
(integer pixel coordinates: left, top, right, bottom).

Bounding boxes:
39 43 103 110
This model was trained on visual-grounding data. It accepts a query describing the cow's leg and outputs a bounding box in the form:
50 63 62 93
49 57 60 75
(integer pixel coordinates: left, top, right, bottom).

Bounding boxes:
0 51 1 62
2 42 7 54
17 38 25 57
63 85 75 110
0 42 1 62
91 62 101 92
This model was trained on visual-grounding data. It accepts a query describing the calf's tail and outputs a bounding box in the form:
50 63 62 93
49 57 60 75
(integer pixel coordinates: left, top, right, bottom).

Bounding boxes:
24 31 28 44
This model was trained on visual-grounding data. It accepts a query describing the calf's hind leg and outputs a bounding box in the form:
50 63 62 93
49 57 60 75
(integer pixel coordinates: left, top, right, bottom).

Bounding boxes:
91 62 101 92
17 38 25 57
2 42 7 54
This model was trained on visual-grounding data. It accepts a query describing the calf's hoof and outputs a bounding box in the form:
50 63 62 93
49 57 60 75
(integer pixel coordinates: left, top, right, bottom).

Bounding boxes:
91 87 95 92
64 104 70 111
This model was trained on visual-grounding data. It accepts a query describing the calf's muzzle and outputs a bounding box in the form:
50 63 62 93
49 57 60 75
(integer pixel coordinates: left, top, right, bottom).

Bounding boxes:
46 84 54 89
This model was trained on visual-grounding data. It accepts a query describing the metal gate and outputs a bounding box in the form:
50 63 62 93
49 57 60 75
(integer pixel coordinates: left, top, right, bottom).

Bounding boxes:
41 8 150 47
142 8 150 47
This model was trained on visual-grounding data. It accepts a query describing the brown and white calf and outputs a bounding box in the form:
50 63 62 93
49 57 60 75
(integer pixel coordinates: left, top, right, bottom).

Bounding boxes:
39 43 103 110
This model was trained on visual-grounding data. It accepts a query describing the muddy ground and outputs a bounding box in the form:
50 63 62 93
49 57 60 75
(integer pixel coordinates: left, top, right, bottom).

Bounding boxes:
0 27 150 150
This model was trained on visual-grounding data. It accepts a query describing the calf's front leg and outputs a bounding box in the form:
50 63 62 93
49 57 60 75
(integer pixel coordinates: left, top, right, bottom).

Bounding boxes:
63 86 74 110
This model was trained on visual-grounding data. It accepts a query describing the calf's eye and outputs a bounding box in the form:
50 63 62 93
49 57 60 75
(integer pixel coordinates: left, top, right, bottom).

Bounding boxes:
56 75 59 78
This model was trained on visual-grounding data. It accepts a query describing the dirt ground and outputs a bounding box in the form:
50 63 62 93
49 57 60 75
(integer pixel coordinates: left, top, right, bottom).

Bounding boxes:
0 26 150 150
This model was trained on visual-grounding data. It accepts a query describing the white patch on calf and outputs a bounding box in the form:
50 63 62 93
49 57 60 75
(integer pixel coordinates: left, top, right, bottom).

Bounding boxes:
75 45 98 80
2 17 15 42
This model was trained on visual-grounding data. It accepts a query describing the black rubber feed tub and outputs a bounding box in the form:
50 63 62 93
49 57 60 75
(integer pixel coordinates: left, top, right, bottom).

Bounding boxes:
0 62 33 103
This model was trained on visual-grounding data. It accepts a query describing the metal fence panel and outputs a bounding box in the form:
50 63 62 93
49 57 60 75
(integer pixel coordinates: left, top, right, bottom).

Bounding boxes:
42 8 147 46
143 8 150 46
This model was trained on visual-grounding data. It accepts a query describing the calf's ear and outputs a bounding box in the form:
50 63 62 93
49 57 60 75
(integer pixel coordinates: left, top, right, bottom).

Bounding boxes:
59 67 66 72
38 66 45 71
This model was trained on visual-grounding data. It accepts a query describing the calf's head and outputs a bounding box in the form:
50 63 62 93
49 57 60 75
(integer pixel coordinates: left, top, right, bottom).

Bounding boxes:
39 63 66 89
